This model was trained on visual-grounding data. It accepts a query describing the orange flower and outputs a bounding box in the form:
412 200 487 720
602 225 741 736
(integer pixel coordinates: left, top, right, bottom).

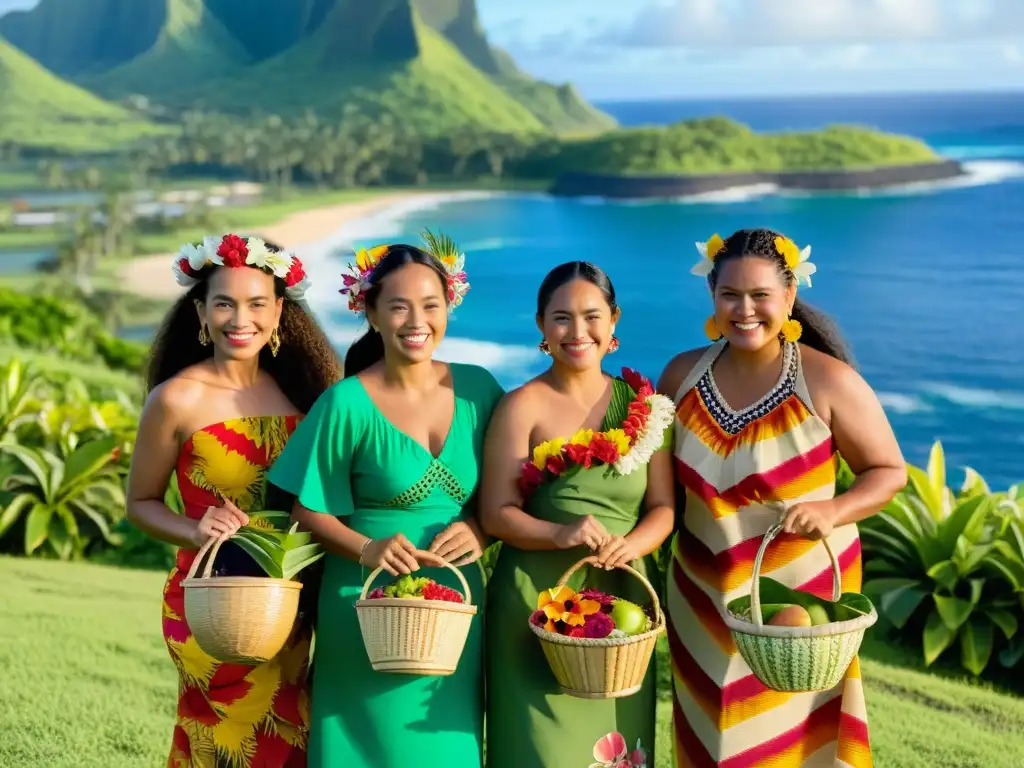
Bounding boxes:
538 585 601 628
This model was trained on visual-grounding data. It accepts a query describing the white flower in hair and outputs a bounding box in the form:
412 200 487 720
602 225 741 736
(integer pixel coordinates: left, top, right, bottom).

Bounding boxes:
245 237 275 270
690 241 715 277
791 245 817 287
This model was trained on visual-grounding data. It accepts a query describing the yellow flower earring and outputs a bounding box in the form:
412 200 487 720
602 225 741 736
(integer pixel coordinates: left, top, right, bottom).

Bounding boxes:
704 316 722 341
780 316 803 342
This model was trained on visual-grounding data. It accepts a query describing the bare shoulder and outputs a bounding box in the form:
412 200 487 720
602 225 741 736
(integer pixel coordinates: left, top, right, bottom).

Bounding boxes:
799 345 876 418
494 377 546 417
657 346 711 399
144 369 210 422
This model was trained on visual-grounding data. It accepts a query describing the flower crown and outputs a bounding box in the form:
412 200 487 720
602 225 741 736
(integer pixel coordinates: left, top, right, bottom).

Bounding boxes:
339 228 470 314
172 233 310 301
690 232 817 287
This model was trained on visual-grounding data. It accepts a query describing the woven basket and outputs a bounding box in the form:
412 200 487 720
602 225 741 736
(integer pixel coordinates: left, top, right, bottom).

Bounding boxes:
181 536 302 665
355 561 477 676
723 523 878 693
529 556 664 699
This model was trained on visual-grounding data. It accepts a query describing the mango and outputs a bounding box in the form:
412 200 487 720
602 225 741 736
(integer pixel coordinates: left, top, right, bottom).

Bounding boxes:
759 603 794 624
767 605 812 627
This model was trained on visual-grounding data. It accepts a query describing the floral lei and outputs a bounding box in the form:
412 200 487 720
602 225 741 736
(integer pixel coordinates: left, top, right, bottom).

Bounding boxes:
172 233 309 301
519 368 674 499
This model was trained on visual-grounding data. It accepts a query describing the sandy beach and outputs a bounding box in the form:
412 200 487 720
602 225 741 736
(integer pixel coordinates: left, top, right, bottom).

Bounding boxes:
123 191 433 300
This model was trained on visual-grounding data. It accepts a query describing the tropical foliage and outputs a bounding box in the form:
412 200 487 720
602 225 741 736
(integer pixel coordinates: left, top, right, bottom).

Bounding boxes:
861 441 1024 675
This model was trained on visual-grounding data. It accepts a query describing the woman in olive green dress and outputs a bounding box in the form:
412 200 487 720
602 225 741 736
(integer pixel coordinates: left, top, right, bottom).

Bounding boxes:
480 261 676 768
268 237 502 768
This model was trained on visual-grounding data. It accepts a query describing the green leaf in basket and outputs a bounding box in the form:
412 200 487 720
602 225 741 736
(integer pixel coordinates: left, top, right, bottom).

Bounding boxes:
229 534 283 578
281 543 324 581
832 592 875 622
726 578 875 625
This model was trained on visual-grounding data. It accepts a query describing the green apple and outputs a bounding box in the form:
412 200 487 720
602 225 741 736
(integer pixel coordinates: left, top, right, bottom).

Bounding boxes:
609 599 648 636
807 604 831 626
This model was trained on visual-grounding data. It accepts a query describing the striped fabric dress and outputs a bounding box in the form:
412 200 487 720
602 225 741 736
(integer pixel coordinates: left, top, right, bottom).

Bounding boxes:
667 340 871 767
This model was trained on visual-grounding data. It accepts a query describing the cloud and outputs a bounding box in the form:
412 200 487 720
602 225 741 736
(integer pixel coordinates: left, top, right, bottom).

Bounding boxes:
608 0 1024 48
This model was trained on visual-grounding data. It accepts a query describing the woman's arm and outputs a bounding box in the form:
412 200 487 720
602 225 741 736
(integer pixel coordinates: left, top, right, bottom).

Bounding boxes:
479 392 608 551
826 366 907 526
783 359 907 537
125 385 246 548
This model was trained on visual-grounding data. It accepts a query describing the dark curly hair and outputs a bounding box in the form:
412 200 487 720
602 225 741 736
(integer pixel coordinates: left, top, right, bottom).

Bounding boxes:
343 244 450 378
708 228 853 365
146 241 342 412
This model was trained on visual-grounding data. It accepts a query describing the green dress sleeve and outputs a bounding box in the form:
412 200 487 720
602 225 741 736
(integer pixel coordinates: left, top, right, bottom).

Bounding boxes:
268 383 357 517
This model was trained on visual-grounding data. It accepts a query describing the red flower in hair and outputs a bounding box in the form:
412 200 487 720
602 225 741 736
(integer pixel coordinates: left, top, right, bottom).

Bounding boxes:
285 257 306 287
217 234 249 267
177 257 196 276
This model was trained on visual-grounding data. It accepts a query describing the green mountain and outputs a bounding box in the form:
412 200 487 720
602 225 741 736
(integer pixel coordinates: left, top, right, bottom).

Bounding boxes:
0 35 165 151
0 0 615 135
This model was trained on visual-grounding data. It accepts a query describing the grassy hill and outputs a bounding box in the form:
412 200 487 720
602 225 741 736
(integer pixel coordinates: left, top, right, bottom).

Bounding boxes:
0 0 615 135
3 555 1024 766
535 118 942 176
0 36 168 152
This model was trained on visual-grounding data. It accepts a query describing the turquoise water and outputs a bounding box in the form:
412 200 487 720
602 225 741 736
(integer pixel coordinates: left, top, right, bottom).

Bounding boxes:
304 92 1024 490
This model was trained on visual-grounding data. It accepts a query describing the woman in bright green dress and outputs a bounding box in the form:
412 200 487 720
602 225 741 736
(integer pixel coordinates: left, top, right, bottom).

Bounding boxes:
480 261 676 768
268 236 502 768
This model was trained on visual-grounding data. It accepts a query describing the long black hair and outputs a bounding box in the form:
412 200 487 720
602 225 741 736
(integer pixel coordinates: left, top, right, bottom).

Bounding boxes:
343 244 451 377
536 261 618 317
146 242 342 412
708 228 852 364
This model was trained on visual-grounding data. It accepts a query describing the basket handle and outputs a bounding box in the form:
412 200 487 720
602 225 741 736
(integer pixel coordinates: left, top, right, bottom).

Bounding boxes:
359 559 473 605
184 536 226 581
556 555 664 628
749 523 840 628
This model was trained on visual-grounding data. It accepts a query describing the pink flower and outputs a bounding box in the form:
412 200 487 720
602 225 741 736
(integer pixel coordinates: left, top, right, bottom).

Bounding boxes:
367 588 385 599
578 588 615 611
583 611 614 638
591 732 627 766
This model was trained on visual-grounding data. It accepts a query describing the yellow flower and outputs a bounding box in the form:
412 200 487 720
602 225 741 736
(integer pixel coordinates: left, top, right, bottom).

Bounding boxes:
706 233 725 261
538 585 601 627
532 437 567 470
355 244 389 271
774 236 801 271
569 429 594 446
603 428 631 456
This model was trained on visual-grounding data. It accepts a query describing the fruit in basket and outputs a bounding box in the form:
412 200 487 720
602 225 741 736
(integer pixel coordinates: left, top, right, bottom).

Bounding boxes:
366 574 463 603
806 604 831 626
767 605 812 627
610 599 649 636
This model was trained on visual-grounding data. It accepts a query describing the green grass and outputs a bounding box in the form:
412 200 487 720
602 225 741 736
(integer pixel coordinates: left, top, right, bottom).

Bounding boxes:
0 37 170 152
541 118 942 176
2 556 1023 767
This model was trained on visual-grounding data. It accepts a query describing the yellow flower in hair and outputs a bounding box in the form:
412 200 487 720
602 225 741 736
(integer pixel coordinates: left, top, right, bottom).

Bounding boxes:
355 244 389 272
774 236 817 287
690 233 725 277
706 234 725 261
774 236 800 270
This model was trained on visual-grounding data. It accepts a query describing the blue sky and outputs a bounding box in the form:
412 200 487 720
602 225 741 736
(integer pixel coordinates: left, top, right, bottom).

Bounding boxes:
1 0 1021 99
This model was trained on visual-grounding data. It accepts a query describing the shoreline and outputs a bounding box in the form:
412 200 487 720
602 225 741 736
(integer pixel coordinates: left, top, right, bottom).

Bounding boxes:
122 190 494 300
549 159 965 199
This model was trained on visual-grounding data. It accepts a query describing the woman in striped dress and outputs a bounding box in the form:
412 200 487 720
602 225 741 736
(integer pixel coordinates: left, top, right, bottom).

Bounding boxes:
657 228 907 767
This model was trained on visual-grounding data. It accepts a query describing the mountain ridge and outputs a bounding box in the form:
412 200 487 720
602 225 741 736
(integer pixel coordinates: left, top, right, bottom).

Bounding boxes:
0 0 616 134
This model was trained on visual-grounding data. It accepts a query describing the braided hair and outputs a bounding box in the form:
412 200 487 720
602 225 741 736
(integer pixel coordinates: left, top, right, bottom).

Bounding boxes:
707 228 853 365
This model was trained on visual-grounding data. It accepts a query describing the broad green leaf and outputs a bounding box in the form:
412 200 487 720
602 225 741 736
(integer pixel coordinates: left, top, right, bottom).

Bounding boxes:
959 617 994 676
933 594 975 630
281 544 324 580
0 444 51 497
926 560 958 592
873 580 929 629
937 495 991 555
956 540 994 576
985 609 1018 639
999 635 1024 668
228 536 282 578
24 504 53 554
926 441 946 497
959 466 991 498
859 528 917 565
907 464 945 522
923 610 956 666
63 435 116 486
46 515 74 560
67 499 116 543
0 492 34 536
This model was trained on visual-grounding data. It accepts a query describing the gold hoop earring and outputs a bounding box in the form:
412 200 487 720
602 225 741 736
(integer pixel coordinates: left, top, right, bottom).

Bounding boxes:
538 339 551 355
269 327 281 357
198 325 210 346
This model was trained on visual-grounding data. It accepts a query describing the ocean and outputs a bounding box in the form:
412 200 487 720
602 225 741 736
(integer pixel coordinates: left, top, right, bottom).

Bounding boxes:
299 91 1024 491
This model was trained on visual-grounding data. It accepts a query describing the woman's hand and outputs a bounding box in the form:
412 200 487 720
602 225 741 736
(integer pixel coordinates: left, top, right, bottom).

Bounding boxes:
428 520 486 566
191 497 249 546
553 515 610 551
595 535 641 570
781 500 838 540
361 533 445 576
